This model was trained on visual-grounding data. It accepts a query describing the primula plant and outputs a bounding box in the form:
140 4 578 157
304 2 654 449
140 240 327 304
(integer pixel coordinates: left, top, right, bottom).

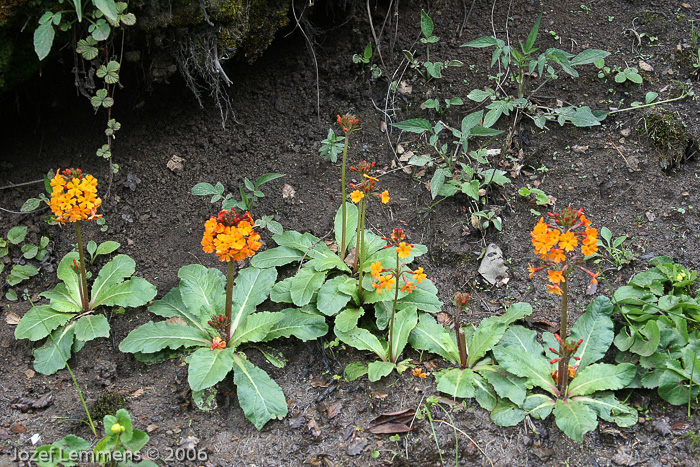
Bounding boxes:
487 209 637 440
408 293 533 409
15 169 156 375
120 209 327 430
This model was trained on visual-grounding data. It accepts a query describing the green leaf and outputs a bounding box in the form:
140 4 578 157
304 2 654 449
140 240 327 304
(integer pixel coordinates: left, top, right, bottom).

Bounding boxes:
567 363 636 397
95 0 119 22
90 254 135 300
335 307 363 333
368 361 395 382
436 368 477 398
317 276 353 316
490 399 526 427
289 268 326 306
177 264 225 320
271 230 316 252
90 19 111 41
15 305 73 341
344 361 368 381
467 317 507 367
391 119 433 134
192 182 220 196
570 296 614 370
270 277 294 303
569 49 610 66
20 197 41 212
630 320 661 357
467 89 492 103
552 399 598 442
523 393 555 419
462 36 500 48
335 326 386 359
334 202 358 251
76 37 99 60
263 308 328 342
74 314 110 341
148 288 210 335
481 366 527 406
525 14 541 52
229 312 284 348
7 226 27 244
420 10 434 38
187 347 235 392
576 393 638 427
92 276 157 309
34 21 55 60
430 167 447 199
493 326 556 394
118 321 210 354
232 353 288 430
41 283 81 313
229 267 277 339
479 168 511 186
7 263 39 285
95 241 120 256
408 313 459 362
33 323 76 375
255 173 284 187
390 306 418 362
251 246 303 268
21 244 37 259
96 61 120 84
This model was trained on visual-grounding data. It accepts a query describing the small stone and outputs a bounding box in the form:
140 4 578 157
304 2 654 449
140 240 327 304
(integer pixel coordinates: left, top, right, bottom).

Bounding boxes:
620 128 632 137
166 155 185 173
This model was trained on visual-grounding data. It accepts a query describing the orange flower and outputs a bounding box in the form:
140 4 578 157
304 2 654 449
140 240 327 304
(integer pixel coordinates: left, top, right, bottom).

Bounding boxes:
350 190 365 203
581 242 598 257
558 231 578 252
210 336 227 350
396 242 412 259
49 169 102 223
412 368 427 378
378 190 390 204
412 267 427 283
337 114 359 133
528 264 537 279
546 284 563 295
370 261 383 279
372 274 395 294
400 281 416 293
547 269 565 285
202 209 261 262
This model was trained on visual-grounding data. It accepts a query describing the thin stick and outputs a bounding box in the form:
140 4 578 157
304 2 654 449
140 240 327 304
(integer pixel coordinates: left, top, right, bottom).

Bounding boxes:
0 179 44 190
435 419 495 467
609 140 629 166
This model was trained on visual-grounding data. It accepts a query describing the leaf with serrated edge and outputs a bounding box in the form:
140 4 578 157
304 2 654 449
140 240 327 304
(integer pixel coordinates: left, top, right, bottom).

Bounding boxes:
229 312 284 348
408 313 459 362
552 398 598 442
119 321 210 354
574 393 638 427
177 264 226 320
74 314 110 341
188 347 235 392
232 353 288 430
15 305 73 341
566 363 636 397
570 296 614 371
228 267 277 340
263 308 328 342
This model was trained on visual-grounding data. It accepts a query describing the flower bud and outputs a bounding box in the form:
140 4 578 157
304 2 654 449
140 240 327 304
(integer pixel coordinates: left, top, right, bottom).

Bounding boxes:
111 423 125 434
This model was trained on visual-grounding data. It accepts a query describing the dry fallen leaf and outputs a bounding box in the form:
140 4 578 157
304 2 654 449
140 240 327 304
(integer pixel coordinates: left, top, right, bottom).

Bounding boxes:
5 312 20 325
402 165 413 174
645 211 656 222
327 401 342 419
166 317 187 325
379 121 387 133
310 375 330 388
166 155 185 173
398 80 412 95
146 424 158 433
131 388 145 399
367 409 415 434
179 436 199 450
638 60 653 72
396 144 404 155
307 418 322 438
282 183 296 200
371 391 388 399
24 370 35 379
399 150 414 162
571 145 589 154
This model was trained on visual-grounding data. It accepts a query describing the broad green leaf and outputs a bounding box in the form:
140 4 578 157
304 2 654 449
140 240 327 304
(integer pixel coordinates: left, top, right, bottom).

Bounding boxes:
523 393 555 419
497 324 542 354
76 37 99 60
334 202 358 251
307 243 349 272
20 197 41 212
232 353 288 430
188 347 235 392
570 296 614 370
148 288 210 335
490 399 526 427
34 21 55 60
251 246 303 268
394 279 442 313
90 19 111 41
289 268 326 306
335 307 364 333
390 306 418 362
7 264 39 285
228 267 277 339
255 173 285 186
466 90 491 103
95 0 119 21
229 312 284 348
95 241 120 256
569 49 610 66
391 119 432 134
462 36 500 48
344 361 368 381
317 276 353 316
420 10 433 37
74 314 110 341
119 321 210 354
479 169 511 186
7 226 27 244
552 399 598 442
436 368 477 398
33 323 76 375
576 393 638 427
54 252 81 300
271 230 316 252
630 320 661 357
335 326 386 359
567 363 636 397
90 254 135 300
481 366 527 406
15 305 73 341
494 344 556 394
270 276 294 303
191 182 219 196
658 369 700 405
368 361 396 382
467 317 507 367
408 313 459 362
263 308 328 342
92 276 157 308
176 264 226 320
430 168 447 199
497 302 533 325
473 373 498 411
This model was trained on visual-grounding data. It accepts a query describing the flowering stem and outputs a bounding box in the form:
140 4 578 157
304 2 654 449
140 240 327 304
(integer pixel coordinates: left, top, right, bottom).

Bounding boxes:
225 261 235 335
557 279 570 396
74 221 90 312
340 135 350 261
387 252 400 364
455 303 468 369
354 198 367 302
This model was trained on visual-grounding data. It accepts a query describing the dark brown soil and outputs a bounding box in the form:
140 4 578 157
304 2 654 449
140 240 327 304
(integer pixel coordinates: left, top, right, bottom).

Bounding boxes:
1 1 700 466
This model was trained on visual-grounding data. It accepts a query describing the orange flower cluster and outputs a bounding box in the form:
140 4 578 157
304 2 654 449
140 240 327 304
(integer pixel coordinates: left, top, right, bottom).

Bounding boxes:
337 113 359 133
528 207 599 295
349 161 390 206
369 231 426 294
49 168 102 223
201 209 261 262
412 367 428 378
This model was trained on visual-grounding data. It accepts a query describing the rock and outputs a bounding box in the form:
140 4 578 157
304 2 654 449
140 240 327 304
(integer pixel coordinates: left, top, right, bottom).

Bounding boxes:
478 244 508 285
166 155 185 173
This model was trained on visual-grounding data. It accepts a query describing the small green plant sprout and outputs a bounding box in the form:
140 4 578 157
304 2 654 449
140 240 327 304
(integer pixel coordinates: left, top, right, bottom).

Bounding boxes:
612 257 700 415
352 42 382 79
33 409 158 467
595 58 612 79
422 97 464 115
487 209 637 441
691 49 700 77
471 209 502 232
615 66 643 84
14 169 157 375
1 225 49 300
518 187 551 206
121 209 326 429
319 128 345 163
593 226 638 269
86 240 120 265
409 293 532 407
580 4 591 14
403 10 463 81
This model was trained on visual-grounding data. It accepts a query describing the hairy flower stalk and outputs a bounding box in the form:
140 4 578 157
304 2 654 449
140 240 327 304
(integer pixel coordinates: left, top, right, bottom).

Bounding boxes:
337 114 359 261
529 207 599 396
454 293 471 369
201 209 261 344
349 161 389 302
49 168 103 312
